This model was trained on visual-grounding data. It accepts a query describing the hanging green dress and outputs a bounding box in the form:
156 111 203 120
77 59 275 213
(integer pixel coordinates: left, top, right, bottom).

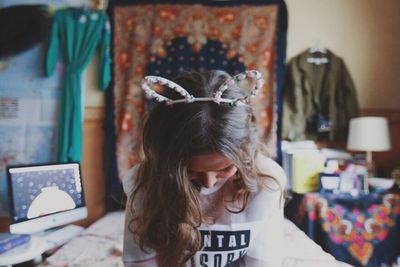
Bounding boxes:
45 8 111 162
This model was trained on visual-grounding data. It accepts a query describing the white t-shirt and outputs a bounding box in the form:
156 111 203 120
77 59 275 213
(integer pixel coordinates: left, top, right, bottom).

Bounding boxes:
123 155 286 267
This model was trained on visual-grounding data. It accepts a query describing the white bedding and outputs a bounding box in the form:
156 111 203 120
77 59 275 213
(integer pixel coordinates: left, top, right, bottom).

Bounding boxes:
39 211 352 267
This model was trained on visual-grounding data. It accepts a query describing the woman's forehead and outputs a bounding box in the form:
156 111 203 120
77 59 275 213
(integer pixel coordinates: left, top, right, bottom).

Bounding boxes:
188 153 233 171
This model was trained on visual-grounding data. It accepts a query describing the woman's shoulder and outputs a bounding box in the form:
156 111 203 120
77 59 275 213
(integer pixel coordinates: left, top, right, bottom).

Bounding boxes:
255 153 287 191
241 154 286 220
122 164 140 196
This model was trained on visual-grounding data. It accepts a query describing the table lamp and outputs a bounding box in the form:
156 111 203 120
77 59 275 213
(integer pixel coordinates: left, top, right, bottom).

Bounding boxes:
347 117 391 191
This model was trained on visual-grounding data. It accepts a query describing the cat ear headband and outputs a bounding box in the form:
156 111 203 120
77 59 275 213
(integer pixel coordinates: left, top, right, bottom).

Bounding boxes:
140 70 264 106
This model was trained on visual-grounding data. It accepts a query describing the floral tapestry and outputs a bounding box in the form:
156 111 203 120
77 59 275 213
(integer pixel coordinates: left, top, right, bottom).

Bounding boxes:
286 193 400 267
110 1 287 183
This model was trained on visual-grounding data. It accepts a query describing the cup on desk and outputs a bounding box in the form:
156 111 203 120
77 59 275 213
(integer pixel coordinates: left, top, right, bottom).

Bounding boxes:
319 173 340 193
368 177 395 192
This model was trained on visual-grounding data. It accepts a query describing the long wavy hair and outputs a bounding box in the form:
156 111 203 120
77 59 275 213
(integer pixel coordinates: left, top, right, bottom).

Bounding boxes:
128 70 277 267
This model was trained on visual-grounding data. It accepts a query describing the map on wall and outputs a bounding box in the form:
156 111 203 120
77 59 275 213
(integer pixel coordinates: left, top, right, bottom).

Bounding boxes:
0 44 62 217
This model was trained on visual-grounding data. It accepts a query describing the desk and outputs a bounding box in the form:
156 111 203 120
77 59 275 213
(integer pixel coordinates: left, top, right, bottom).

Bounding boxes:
285 192 400 267
0 236 47 266
0 218 10 232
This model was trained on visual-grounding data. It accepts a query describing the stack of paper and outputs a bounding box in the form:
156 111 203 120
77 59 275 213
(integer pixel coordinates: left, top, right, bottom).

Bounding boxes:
281 141 325 193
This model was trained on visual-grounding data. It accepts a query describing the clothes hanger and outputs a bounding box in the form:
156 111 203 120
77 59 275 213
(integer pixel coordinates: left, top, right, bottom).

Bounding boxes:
309 40 327 54
307 40 329 65
92 0 108 10
307 57 329 65
77 0 107 11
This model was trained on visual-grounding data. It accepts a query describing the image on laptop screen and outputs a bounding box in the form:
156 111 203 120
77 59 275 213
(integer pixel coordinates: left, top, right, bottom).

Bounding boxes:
6 163 87 233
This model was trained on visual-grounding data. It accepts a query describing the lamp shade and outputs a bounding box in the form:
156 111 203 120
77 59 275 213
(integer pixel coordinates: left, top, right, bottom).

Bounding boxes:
347 117 391 152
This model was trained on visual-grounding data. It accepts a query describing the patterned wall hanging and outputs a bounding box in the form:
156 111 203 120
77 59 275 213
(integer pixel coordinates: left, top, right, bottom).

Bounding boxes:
106 0 287 203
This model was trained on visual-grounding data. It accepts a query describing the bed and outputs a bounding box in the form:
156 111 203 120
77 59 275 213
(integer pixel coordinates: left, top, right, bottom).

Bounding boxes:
38 211 353 267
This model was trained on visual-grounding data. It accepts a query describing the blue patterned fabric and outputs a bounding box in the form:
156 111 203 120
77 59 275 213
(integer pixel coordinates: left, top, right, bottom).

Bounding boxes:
285 192 400 267
148 38 245 79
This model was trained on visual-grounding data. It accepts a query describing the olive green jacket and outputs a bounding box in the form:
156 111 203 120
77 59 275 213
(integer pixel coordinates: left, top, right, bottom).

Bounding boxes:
282 49 359 142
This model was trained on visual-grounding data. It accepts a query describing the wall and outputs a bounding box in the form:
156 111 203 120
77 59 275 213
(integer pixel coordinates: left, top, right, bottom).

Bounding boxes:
79 55 107 226
83 53 105 108
285 0 400 110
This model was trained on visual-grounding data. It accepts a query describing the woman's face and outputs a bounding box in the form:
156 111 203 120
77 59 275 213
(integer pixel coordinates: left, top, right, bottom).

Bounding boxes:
188 153 237 190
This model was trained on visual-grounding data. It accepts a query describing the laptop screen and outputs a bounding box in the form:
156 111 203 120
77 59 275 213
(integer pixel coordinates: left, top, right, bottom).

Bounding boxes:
7 163 85 224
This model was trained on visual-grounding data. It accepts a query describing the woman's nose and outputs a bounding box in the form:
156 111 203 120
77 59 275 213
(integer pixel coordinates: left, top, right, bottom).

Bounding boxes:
202 173 218 188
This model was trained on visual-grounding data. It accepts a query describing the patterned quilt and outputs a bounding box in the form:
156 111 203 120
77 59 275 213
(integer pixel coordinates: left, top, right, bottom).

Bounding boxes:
39 211 352 267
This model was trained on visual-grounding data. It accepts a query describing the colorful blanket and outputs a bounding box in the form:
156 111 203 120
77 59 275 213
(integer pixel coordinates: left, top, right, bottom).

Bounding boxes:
286 192 400 267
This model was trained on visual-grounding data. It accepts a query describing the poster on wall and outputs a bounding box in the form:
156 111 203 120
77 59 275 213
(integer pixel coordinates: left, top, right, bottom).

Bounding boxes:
0 44 62 217
0 0 90 8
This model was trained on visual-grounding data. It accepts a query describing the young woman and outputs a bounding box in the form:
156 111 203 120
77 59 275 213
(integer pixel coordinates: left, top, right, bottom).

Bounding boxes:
123 70 286 267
